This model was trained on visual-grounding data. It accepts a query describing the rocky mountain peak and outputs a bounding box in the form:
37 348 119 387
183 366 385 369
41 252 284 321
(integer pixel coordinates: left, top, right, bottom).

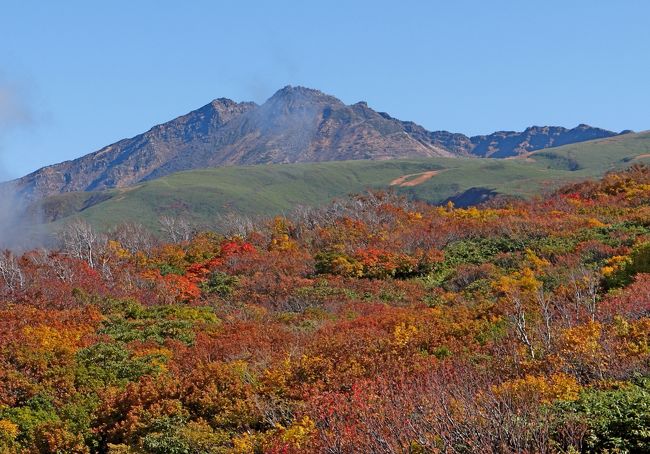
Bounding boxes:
265 85 343 111
272 85 328 98
208 97 255 111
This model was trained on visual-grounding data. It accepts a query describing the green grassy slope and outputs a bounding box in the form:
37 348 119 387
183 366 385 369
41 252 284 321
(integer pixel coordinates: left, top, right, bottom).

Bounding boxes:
38 130 650 231
530 130 650 173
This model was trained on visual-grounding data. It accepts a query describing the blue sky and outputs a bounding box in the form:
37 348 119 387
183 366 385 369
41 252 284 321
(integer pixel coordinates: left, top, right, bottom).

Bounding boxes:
0 0 648 178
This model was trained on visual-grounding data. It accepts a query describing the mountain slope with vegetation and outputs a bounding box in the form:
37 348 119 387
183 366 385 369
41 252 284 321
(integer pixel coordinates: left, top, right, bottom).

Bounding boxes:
10 86 622 200
1 165 650 452
28 130 650 235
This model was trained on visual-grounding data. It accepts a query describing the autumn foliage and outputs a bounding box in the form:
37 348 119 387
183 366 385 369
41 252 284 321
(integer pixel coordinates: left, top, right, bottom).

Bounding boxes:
1 167 650 452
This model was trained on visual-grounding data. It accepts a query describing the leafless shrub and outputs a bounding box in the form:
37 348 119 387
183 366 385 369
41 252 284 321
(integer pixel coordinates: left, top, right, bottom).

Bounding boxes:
159 216 194 243
214 212 257 237
58 219 112 277
0 250 24 292
58 219 101 268
109 222 157 253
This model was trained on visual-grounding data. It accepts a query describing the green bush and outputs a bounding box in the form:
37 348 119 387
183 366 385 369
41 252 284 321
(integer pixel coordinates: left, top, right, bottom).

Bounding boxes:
98 301 220 345
202 271 239 297
76 342 164 387
553 377 650 453
606 242 650 289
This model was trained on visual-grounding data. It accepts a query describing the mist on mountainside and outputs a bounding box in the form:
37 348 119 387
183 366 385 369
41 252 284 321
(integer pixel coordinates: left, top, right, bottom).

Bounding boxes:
0 76 44 249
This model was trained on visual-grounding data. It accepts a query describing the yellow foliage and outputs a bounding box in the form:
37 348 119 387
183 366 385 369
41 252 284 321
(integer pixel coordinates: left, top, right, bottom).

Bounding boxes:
107 240 131 259
492 373 581 404
268 217 297 251
330 255 363 277
496 267 542 295
22 325 91 354
613 315 630 336
601 255 630 276
525 249 550 270
132 346 173 359
297 354 331 383
610 255 628 265
269 233 295 251
450 206 500 221
392 322 419 349
586 217 606 228
276 416 315 449
408 211 423 222
561 321 603 358
232 432 257 453
459 207 479 219
263 356 292 389
601 266 615 276
519 267 543 292
133 250 150 268
622 183 650 199
0 419 18 442
621 318 650 356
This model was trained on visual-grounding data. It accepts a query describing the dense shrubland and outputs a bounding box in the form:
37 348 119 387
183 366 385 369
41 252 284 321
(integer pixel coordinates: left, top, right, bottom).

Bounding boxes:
1 166 650 453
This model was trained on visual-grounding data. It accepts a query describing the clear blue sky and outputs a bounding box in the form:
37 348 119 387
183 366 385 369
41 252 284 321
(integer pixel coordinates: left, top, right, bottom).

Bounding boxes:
1 0 648 178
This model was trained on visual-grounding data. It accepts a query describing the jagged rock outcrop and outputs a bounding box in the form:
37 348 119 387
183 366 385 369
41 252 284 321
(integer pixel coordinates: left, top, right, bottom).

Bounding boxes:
466 124 620 158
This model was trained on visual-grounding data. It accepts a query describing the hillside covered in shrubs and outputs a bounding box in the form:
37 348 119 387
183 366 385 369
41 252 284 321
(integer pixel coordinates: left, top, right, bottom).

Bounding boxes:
1 166 650 453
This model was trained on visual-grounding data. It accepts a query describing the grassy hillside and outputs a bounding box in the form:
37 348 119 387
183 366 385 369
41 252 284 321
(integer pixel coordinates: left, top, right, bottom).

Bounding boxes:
36 130 650 232
529 130 650 172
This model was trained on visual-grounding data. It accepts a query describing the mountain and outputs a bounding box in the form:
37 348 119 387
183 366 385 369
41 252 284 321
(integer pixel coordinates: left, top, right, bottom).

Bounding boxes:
466 124 621 158
378 116 621 159
29 131 650 236
9 86 623 200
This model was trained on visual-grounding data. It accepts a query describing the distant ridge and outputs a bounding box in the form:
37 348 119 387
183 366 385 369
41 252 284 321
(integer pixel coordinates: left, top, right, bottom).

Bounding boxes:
10 86 625 200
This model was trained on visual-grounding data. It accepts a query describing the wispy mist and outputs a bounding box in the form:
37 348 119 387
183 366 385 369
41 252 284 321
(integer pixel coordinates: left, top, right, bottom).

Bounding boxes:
0 75 43 250
0 183 36 249
0 82 33 135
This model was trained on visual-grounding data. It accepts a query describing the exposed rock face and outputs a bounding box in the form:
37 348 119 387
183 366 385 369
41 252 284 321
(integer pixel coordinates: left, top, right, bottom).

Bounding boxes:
13 98 257 198
141 87 455 183
9 86 622 200
466 124 620 158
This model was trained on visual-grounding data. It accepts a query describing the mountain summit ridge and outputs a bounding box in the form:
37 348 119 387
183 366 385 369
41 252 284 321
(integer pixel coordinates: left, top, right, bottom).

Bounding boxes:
10 86 624 200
